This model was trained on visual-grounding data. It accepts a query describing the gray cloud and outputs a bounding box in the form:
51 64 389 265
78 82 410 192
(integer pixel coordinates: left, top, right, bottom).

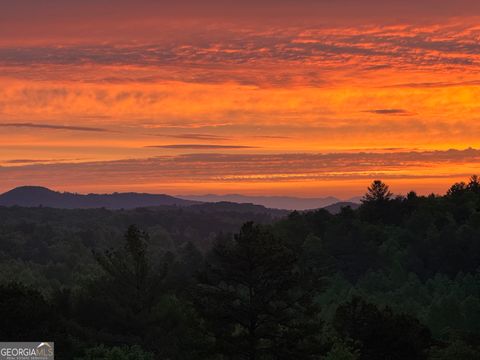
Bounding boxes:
1 148 479 191
252 135 293 139
160 133 232 141
385 80 480 88
2 158 81 164
364 109 409 115
146 144 258 149
2 22 480 88
0 122 110 132
3 159 51 164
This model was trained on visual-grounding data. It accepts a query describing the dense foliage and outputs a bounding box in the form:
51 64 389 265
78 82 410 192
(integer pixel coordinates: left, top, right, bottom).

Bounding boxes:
0 178 480 359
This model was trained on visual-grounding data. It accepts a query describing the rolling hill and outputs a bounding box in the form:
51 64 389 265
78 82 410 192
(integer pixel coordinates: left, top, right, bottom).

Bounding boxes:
0 186 197 209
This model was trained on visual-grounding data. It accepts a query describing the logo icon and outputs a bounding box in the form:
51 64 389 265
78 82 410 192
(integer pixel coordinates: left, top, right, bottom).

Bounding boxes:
0 342 54 359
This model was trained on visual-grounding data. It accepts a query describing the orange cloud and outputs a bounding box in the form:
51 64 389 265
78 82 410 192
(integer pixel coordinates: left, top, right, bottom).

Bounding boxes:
0 149 478 197
2 15 480 195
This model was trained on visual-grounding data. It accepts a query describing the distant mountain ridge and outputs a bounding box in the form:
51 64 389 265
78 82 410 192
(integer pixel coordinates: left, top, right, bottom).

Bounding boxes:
0 186 361 213
188 201 289 217
0 186 197 209
178 194 342 211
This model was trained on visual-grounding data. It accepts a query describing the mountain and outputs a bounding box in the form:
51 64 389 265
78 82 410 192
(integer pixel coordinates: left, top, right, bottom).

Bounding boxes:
0 186 361 214
0 186 197 209
178 194 340 211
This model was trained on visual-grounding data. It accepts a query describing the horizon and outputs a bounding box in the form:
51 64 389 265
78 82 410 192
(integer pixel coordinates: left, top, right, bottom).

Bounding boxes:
1 178 472 200
2 1 480 197
1 184 353 199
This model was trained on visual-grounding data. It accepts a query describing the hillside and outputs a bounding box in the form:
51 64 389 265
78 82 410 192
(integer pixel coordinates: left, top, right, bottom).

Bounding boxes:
179 194 340 210
0 186 197 209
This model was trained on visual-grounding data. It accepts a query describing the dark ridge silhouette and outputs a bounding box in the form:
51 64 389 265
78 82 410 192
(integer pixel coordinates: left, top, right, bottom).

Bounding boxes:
178 193 341 210
188 201 289 217
0 186 197 209
0 186 357 214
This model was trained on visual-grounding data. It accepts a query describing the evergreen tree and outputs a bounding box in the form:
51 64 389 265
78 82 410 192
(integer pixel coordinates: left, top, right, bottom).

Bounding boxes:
467 175 480 193
362 180 393 203
94 224 165 314
196 222 323 359
333 297 431 360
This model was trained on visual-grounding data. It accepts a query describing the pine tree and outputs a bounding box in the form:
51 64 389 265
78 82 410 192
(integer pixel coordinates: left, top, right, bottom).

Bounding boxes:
362 180 393 203
195 222 323 360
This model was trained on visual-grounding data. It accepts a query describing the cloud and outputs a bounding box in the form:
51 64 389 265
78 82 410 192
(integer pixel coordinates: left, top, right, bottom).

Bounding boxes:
385 80 480 88
1 148 479 191
159 133 232 141
0 122 110 132
2 21 480 88
146 144 258 149
2 158 82 165
252 135 293 139
3 159 51 164
364 109 409 115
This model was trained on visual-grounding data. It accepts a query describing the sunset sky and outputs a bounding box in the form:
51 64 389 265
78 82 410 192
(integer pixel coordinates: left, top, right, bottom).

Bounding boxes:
2 0 480 197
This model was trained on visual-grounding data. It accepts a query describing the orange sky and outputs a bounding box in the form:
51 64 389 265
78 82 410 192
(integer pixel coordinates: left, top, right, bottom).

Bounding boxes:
1 1 480 197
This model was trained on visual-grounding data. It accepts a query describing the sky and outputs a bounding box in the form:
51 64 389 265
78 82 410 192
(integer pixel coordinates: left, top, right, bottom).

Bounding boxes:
1 0 480 197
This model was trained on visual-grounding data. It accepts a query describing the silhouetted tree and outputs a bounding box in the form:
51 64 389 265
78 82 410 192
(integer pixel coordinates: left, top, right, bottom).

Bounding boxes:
196 222 323 360
362 180 393 203
467 175 480 193
429 340 480 360
94 225 165 314
447 182 467 197
75 225 208 359
0 283 55 341
360 180 401 223
334 297 431 360
75 345 154 360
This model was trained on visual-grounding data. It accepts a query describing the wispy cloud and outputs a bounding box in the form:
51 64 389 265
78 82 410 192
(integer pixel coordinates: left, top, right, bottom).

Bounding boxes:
3 159 51 164
252 135 293 139
2 158 84 164
3 22 480 87
364 109 410 115
159 133 232 141
384 80 480 88
146 144 258 149
1 148 479 191
0 122 110 132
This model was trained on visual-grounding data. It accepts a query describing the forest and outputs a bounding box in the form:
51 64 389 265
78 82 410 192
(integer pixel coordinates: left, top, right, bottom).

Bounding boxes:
1 178 480 359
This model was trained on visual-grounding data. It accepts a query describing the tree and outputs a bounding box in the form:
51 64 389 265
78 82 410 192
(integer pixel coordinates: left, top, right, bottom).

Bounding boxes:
324 342 359 360
467 175 480 193
195 222 323 360
429 340 480 360
0 282 55 340
93 225 166 314
362 180 393 203
75 345 154 360
447 182 467 197
75 225 209 359
360 180 399 223
333 297 431 360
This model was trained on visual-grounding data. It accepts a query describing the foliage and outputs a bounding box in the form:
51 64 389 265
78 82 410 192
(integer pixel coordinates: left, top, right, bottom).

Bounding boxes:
75 345 153 360
195 222 323 359
333 297 431 360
